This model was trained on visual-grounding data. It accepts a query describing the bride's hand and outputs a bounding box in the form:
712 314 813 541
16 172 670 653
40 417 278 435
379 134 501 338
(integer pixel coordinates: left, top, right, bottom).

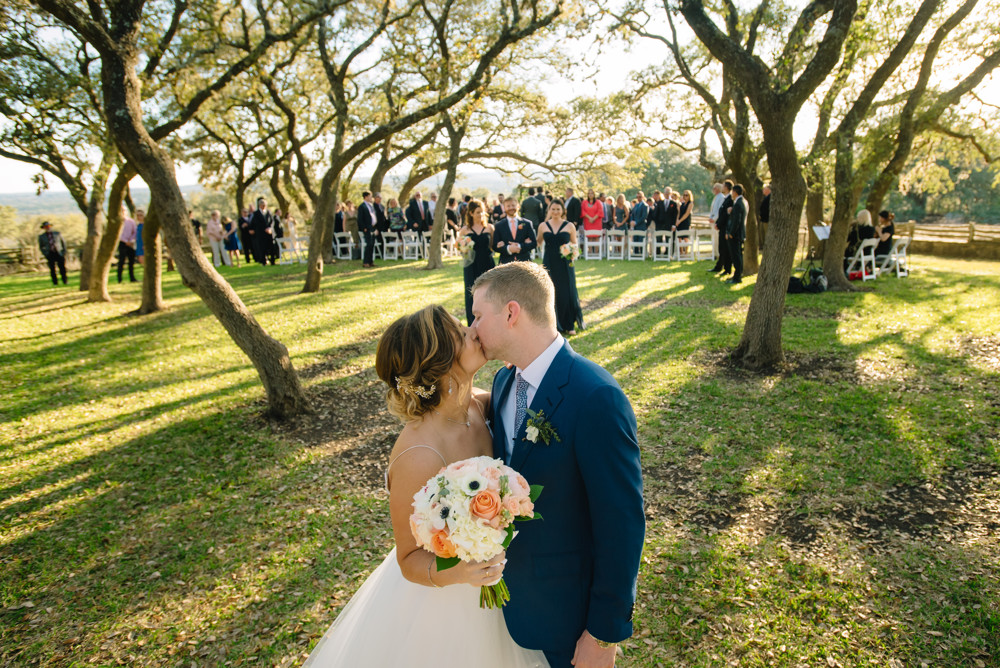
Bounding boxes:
435 552 506 587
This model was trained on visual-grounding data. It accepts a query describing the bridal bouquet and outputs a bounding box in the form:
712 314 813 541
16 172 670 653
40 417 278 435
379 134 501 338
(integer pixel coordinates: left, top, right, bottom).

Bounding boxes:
410 456 542 608
457 234 473 256
559 242 579 265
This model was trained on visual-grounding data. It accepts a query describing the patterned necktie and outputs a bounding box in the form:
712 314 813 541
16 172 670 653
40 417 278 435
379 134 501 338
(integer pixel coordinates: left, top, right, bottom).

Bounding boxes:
514 373 528 437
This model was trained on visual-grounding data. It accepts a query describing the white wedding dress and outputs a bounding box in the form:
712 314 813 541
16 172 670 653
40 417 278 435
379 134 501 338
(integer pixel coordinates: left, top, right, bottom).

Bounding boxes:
303 547 548 667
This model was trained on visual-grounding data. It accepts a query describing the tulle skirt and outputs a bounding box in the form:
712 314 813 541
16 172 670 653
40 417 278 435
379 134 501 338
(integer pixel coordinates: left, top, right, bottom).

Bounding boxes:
304 548 548 667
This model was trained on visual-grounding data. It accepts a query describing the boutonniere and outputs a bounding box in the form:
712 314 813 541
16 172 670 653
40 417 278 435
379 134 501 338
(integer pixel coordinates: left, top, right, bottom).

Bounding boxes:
523 409 560 446
517 224 524 230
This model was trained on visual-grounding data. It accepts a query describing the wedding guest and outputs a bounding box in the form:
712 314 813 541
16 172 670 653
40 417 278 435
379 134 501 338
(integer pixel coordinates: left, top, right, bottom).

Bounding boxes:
238 207 253 264
267 210 283 264
344 200 359 246
427 192 438 219
492 196 536 264
249 197 276 265
613 194 630 231
580 189 604 236
189 210 202 246
677 191 693 231
708 183 724 258
457 199 495 325
758 184 771 249
406 191 431 238
726 184 748 284
135 208 145 265
874 210 895 257
38 221 68 286
564 187 582 227
206 209 232 267
386 197 406 240
665 188 679 232
709 180 734 275
223 215 241 267
491 194 504 223
629 191 649 231
332 202 345 255
539 199 584 335
603 196 614 230
117 209 138 283
520 186 545 230
358 190 379 268
445 197 461 235
845 209 875 267
373 193 389 256
284 213 298 240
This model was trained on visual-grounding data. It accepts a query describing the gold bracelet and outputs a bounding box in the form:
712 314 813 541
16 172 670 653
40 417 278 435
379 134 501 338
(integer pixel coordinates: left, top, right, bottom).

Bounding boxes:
428 560 441 588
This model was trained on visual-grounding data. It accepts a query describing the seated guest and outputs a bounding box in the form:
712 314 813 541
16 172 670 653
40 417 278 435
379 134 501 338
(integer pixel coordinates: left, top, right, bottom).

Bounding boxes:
874 210 895 257
845 209 875 266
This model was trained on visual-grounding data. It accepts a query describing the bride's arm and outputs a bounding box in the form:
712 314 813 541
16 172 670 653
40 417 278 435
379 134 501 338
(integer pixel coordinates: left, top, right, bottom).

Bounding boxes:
389 447 504 588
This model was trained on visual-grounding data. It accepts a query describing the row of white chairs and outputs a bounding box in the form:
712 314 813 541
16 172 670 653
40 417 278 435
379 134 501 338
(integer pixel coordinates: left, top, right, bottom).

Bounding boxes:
845 237 911 280
333 230 459 262
581 229 716 262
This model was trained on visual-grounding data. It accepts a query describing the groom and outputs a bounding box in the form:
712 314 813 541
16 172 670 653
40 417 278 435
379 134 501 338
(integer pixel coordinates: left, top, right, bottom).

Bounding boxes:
471 262 645 668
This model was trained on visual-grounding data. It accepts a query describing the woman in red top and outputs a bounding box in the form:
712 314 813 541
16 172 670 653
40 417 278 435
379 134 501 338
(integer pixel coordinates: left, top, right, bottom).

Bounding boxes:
580 188 604 233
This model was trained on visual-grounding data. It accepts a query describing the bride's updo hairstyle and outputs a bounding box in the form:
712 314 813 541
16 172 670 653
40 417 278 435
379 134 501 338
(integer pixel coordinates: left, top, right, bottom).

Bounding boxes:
376 304 463 422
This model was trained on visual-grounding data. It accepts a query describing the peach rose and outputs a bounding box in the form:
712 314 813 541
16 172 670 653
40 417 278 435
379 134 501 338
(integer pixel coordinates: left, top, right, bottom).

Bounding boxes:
429 530 457 558
470 490 502 521
504 496 520 516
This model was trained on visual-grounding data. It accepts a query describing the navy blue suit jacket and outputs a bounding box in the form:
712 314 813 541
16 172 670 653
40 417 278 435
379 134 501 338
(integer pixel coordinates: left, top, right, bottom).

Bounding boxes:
490 341 645 653
492 216 537 263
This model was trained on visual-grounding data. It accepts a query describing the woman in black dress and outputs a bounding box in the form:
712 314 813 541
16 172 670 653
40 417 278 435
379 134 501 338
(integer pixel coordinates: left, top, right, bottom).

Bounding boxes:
458 199 495 326
539 199 584 335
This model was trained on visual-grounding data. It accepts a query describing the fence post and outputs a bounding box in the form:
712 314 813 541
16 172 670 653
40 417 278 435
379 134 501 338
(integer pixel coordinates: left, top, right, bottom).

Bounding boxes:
968 222 976 242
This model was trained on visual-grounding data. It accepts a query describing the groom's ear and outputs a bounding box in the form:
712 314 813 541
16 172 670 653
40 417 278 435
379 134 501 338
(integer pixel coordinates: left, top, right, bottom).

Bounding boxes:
505 301 521 327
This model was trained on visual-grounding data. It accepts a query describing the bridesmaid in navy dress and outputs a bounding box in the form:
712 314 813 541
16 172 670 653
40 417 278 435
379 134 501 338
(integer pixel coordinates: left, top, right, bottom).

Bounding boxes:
458 199 495 326
539 199 584 335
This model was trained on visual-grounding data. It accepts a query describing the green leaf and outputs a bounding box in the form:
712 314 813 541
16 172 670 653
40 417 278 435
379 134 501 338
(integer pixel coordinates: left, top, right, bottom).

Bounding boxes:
501 525 516 549
529 484 543 502
436 556 460 572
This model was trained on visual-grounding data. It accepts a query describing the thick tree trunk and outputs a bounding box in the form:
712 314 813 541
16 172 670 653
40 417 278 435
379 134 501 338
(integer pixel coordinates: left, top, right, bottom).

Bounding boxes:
102 43 309 418
805 177 825 262
78 152 114 291
425 121 464 270
135 203 165 314
88 165 135 303
731 121 805 370
302 173 340 293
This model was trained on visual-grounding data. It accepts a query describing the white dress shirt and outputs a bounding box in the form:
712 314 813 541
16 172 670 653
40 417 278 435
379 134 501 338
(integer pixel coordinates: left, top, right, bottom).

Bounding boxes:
710 192 725 221
502 334 564 459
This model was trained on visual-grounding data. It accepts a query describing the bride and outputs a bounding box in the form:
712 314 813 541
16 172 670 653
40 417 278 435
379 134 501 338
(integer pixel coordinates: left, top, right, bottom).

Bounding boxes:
304 305 548 667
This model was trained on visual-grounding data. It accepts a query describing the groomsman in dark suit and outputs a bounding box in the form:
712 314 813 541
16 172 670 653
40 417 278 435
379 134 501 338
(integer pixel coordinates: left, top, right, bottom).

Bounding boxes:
249 197 277 265
492 196 537 264
373 193 389 256
726 184 748 284
38 221 68 285
405 191 431 239
564 187 581 227
238 208 253 264
708 180 734 275
520 186 544 231
357 190 378 268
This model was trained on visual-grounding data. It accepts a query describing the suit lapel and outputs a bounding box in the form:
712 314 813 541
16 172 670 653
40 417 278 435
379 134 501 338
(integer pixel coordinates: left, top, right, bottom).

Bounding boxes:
510 342 573 471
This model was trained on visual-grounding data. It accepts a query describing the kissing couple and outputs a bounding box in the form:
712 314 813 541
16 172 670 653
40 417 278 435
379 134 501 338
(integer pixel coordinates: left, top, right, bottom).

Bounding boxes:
304 262 645 668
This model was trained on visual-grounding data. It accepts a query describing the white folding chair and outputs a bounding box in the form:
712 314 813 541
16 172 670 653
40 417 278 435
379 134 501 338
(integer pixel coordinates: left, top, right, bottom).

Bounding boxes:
383 234 401 260
606 231 626 260
402 231 422 260
695 231 716 261
846 237 878 281
334 232 353 260
628 231 647 261
583 230 604 260
674 230 694 261
275 237 295 264
878 237 910 277
652 231 672 261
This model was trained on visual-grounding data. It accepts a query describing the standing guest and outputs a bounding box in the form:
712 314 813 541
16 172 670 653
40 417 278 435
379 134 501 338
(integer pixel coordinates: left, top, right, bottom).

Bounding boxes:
665 188 679 232
373 193 389 256
189 210 203 246
135 208 145 265
332 202 345 255
268 211 283 264
427 192 438 219
238 207 253 264
492 196 537 264
726 184 748 284
386 197 406 240
38 221 68 286
613 194 630 231
708 183 724 258
520 186 544 230
758 184 771 250
206 210 232 267
651 190 669 255
491 195 505 223
457 198 495 325
603 196 615 230
445 197 461 235
535 187 548 223
284 213 298 241
874 210 895 258
406 191 431 239
539 199 584 335
580 189 604 236
223 215 241 267
344 200 359 249
357 190 379 268
563 187 581 227
117 209 138 283
629 191 649 231
249 197 276 265
677 191 693 231
709 181 734 275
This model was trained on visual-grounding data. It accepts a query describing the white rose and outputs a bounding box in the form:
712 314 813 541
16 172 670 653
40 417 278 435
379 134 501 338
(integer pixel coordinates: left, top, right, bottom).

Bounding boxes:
525 425 540 442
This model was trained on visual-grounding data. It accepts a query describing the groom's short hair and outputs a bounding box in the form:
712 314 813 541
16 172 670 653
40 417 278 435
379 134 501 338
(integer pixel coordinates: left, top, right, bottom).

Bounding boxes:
472 262 556 329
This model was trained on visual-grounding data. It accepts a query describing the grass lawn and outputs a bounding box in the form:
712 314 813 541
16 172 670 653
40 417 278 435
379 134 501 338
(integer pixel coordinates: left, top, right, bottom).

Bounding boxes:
1 254 998 667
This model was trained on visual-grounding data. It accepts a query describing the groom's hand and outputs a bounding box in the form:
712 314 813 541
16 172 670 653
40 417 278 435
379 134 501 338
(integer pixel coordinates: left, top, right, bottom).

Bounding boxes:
571 630 616 667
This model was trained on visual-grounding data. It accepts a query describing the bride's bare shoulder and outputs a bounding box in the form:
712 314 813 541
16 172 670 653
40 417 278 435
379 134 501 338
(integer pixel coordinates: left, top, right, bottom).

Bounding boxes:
472 386 491 405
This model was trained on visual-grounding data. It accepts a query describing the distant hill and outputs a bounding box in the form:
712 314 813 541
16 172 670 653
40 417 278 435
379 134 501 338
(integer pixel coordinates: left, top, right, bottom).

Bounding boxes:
0 185 204 218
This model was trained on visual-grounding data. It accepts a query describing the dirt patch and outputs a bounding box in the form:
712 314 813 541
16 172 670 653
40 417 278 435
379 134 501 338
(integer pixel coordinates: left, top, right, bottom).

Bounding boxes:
953 335 1000 371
